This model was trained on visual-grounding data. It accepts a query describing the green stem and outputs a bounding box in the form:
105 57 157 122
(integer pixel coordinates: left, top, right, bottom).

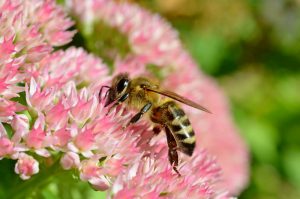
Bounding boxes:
7 161 62 199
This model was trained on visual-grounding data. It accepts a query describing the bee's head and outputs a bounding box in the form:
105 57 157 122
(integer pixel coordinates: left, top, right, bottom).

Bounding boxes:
105 73 130 107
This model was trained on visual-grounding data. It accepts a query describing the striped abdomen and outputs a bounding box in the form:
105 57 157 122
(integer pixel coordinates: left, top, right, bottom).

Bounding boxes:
151 101 196 156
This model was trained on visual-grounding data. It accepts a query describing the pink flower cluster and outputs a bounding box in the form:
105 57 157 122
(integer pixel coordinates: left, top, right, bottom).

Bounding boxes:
111 151 223 199
69 0 249 195
0 0 248 198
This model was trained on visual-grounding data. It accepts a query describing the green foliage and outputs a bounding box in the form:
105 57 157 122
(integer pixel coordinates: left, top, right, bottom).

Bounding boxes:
0 158 106 199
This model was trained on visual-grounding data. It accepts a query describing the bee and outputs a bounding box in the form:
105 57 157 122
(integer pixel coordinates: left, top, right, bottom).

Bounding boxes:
99 73 211 175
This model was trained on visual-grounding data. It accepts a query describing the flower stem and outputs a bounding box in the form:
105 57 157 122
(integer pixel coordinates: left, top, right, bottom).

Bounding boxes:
7 160 62 199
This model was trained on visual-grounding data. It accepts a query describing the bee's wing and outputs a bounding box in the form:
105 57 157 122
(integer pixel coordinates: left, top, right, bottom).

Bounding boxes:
145 87 211 113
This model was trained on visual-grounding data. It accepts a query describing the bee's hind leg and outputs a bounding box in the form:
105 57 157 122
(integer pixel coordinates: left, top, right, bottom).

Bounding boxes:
123 102 152 129
165 126 181 176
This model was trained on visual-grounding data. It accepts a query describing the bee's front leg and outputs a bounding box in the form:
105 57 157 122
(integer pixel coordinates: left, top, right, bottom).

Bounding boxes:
106 93 129 115
98 85 111 102
123 102 152 129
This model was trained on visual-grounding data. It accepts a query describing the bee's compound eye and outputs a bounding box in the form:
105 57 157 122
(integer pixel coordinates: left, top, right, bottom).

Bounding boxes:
116 78 129 93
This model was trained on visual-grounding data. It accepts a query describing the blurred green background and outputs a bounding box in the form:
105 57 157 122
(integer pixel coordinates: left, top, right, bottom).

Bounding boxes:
145 0 300 198
1 0 299 199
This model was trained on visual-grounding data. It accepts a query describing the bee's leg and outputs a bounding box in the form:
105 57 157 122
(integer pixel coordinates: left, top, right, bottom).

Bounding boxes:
123 102 152 129
153 125 162 135
165 126 181 176
106 93 129 115
99 86 111 102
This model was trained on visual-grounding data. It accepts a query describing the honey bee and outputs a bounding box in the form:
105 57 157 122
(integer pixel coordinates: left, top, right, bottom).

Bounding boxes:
99 73 211 175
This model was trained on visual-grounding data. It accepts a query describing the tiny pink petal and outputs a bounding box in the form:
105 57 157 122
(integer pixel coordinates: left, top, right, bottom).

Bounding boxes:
0 98 24 122
74 129 95 151
25 126 46 149
0 137 14 158
46 101 69 130
103 157 125 176
52 128 72 147
79 158 101 180
25 78 55 111
11 114 29 143
89 176 110 191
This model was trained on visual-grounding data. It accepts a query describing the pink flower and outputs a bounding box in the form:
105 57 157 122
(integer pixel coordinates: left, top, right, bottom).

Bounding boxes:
79 157 110 191
68 88 98 125
73 128 96 152
25 125 46 149
0 137 14 158
0 36 15 61
11 114 30 143
51 127 72 148
0 60 25 99
45 100 69 131
0 123 15 159
25 78 56 112
0 98 24 122
17 115 51 157
15 153 39 180
60 151 80 170
103 156 125 177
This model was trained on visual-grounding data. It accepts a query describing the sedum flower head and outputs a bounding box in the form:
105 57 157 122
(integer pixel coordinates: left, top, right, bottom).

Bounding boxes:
69 0 249 195
0 0 248 198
